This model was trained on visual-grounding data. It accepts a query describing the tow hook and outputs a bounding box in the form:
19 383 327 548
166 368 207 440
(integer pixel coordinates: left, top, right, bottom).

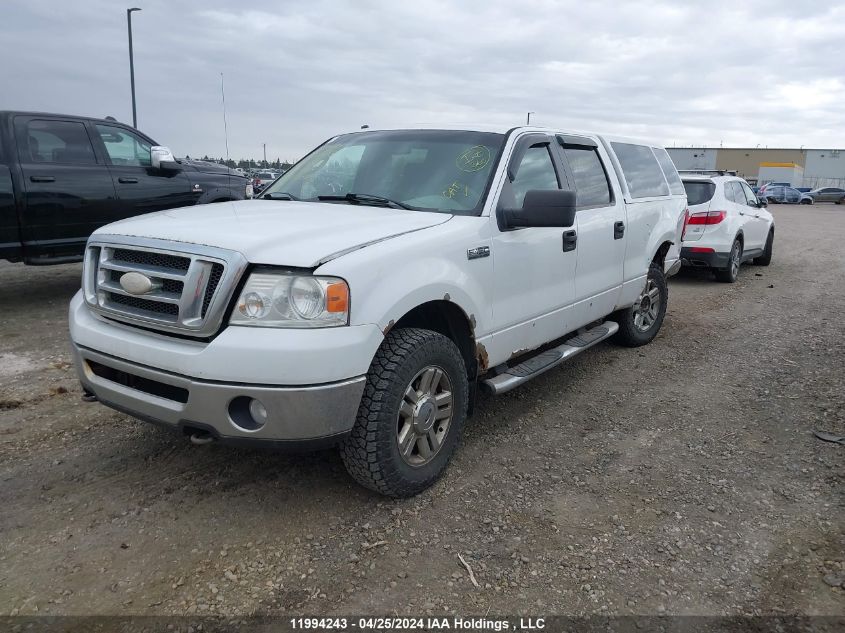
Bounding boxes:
189 431 216 446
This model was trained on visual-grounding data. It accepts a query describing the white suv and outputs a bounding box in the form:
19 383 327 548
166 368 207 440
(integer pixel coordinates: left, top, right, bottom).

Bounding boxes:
680 173 774 282
70 126 686 497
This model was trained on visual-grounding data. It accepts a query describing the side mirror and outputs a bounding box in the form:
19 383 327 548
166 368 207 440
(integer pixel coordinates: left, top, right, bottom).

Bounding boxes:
150 146 182 171
757 197 768 207
503 189 577 229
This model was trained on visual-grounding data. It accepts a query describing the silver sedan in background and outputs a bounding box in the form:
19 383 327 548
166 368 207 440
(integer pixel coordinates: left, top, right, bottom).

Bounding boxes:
806 187 845 204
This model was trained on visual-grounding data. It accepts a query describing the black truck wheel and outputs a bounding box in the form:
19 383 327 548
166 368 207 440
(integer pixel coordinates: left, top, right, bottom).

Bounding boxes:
340 328 468 497
612 263 668 347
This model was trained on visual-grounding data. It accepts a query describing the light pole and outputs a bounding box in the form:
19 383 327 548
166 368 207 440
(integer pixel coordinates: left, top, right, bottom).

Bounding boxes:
526 111 535 125
127 7 142 128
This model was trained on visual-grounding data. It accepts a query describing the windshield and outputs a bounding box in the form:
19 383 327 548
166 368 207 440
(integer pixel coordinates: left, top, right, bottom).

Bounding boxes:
262 130 505 215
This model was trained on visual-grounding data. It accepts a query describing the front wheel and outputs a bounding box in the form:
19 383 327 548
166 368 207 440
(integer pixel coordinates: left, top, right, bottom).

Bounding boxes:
340 328 468 497
612 262 668 347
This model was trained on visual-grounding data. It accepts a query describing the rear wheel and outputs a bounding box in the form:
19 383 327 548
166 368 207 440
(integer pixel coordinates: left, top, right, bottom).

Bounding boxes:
754 230 774 266
340 328 468 497
612 263 668 347
715 238 742 283
800 198 813 205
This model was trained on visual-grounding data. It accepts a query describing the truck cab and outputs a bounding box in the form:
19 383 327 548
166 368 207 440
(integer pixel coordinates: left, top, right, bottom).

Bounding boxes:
0 111 250 264
69 125 686 497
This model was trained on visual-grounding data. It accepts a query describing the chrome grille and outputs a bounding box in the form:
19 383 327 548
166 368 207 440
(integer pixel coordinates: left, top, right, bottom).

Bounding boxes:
201 263 225 317
83 236 247 338
112 248 190 271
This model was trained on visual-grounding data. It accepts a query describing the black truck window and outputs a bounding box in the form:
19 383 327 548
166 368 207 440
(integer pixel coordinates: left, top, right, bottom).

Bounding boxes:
19 119 97 164
95 124 152 167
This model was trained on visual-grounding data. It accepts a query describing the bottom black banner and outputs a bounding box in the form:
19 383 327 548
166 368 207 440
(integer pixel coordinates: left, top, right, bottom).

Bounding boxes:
1 616 843 633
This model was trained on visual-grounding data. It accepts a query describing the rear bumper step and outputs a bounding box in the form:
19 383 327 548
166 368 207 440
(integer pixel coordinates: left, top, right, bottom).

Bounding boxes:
481 321 619 395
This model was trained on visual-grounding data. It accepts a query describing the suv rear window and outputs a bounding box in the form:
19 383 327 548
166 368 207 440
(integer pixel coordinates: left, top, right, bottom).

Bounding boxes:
682 180 716 206
611 142 670 199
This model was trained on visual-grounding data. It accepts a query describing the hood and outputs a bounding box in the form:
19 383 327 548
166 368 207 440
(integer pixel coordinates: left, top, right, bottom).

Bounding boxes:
94 200 452 267
179 159 245 178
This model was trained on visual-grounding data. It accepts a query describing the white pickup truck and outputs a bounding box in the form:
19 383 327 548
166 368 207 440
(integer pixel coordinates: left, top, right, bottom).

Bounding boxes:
69 126 687 497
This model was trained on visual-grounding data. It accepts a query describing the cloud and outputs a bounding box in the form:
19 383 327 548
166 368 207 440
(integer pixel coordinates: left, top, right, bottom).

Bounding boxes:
1 0 843 160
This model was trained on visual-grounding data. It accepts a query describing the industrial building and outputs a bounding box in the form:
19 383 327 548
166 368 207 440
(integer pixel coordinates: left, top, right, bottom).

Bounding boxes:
666 147 844 188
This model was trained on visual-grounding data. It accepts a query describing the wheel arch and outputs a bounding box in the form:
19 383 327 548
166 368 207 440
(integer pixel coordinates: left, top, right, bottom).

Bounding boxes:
390 300 477 380
651 240 673 268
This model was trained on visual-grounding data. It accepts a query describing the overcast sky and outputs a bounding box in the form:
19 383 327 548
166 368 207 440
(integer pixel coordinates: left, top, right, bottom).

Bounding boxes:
2 0 843 161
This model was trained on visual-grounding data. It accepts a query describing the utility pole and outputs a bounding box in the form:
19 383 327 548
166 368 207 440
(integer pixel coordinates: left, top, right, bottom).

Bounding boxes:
127 7 142 128
526 112 535 125
263 143 267 165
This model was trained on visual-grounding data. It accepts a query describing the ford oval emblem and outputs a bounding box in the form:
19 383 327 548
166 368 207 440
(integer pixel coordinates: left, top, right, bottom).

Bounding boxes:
120 271 154 295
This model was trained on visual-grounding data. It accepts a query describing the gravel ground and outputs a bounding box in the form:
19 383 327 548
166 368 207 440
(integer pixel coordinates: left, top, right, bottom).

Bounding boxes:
0 204 842 618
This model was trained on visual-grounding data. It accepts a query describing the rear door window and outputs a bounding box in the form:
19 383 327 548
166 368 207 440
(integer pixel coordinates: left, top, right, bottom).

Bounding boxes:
610 142 670 198
18 119 97 165
725 182 742 204
561 146 612 208
652 147 685 195
682 180 715 206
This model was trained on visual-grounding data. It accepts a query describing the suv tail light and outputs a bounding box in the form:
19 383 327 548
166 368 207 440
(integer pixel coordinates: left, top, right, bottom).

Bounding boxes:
688 210 727 225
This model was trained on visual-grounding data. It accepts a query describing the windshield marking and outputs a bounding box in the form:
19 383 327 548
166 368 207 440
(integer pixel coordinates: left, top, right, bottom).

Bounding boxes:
456 145 491 172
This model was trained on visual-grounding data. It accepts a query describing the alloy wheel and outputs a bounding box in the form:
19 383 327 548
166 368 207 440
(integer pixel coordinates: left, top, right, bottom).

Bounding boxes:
396 366 454 467
633 278 661 332
731 243 741 277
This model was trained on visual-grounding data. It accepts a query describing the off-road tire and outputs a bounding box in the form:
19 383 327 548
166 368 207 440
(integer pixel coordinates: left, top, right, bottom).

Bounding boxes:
340 328 468 497
612 262 668 347
754 230 774 266
715 238 742 283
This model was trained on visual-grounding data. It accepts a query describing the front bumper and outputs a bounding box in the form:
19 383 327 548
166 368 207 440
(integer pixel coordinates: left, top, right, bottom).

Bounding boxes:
68 291 381 445
73 343 366 445
680 247 731 270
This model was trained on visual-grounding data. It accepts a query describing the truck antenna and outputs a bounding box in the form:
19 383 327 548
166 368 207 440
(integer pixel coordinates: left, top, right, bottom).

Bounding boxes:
221 72 231 190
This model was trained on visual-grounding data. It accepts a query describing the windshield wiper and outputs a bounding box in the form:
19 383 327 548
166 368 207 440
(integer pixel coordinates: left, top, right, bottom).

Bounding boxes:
317 192 411 210
262 191 299 200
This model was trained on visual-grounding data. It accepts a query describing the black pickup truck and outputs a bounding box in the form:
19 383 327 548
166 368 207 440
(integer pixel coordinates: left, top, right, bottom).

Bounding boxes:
0 111 251 264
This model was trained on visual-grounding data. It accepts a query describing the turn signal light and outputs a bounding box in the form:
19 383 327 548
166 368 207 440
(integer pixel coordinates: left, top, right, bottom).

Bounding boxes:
687 211 727 225
326 282 349 313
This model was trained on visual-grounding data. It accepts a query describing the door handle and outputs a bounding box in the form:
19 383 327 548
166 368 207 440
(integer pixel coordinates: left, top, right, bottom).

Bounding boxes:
614 220 625 239
29 176 55 183
118 177 139 184
562 230 577 252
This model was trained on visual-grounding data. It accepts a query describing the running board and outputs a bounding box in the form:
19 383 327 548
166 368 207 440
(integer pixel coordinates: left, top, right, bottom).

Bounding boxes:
480 321 619 395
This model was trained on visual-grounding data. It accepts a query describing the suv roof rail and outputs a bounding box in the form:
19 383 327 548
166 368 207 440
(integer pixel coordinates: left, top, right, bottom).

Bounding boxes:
678 169 738 177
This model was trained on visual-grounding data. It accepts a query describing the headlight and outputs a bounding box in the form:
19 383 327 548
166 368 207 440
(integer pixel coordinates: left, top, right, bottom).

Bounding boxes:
230 271 349 328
